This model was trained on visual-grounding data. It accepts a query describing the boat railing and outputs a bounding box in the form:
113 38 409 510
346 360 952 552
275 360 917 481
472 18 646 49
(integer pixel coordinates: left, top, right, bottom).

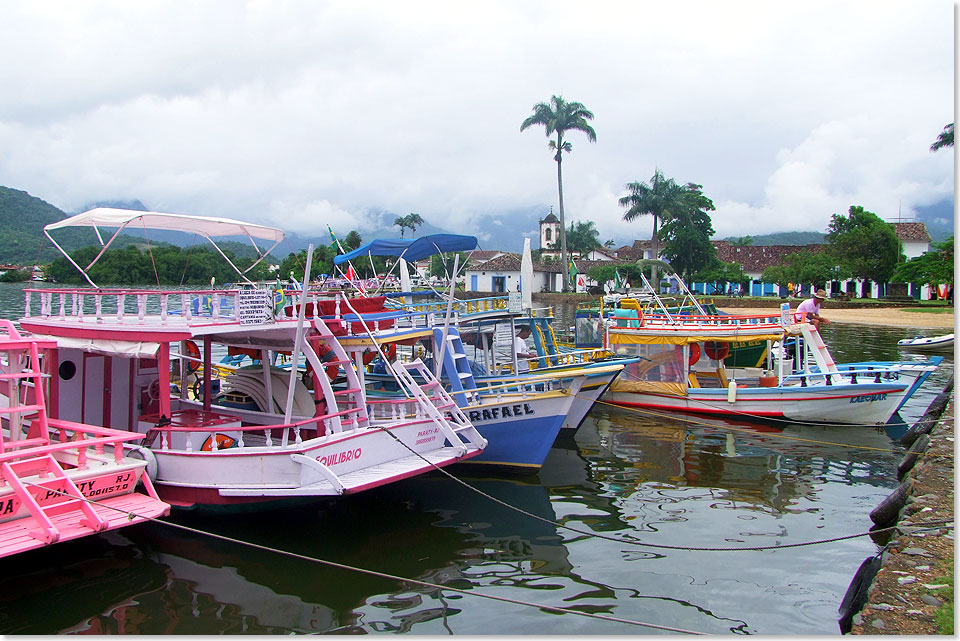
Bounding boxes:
779 364 903 386
141 408 371 452
615 310 786 329
24 287 241 323
2 418 148 468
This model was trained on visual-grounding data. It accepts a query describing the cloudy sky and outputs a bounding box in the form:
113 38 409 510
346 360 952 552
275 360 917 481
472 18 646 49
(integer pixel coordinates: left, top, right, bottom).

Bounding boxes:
0 1 953 248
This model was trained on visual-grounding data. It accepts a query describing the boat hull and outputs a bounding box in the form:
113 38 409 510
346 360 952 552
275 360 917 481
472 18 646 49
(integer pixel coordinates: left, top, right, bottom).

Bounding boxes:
605 381 911 425
459 392 574 468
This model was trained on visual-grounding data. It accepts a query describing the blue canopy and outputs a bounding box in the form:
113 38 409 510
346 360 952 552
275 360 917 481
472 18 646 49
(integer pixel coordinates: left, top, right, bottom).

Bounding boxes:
333 233 479 265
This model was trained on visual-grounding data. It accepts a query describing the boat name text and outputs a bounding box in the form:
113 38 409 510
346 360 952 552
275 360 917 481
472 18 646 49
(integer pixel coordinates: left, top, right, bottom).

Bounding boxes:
850 393 888 404
317 448 362 466
467 403 535 423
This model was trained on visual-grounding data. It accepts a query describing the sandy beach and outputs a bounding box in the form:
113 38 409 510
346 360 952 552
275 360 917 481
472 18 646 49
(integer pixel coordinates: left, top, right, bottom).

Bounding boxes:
718 306 955 330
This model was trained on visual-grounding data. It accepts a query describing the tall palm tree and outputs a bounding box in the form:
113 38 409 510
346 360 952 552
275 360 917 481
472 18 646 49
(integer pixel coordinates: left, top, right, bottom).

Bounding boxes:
521 95 597 291
619 169 683 287
393 216 408 237
405 213 425 236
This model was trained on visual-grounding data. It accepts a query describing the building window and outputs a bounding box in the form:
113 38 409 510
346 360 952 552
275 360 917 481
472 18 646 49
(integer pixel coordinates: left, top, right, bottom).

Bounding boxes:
545 228 552 242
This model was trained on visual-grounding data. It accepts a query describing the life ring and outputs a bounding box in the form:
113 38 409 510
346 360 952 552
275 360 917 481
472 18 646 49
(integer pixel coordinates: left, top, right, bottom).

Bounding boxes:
183 340 201 373
201 433 237 451
688 342 701 366
703 341 730 361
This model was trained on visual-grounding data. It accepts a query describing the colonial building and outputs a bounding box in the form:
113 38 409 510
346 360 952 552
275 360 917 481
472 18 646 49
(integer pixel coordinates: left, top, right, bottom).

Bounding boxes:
891 222 932 259
538 209 561 258
464 253 565 293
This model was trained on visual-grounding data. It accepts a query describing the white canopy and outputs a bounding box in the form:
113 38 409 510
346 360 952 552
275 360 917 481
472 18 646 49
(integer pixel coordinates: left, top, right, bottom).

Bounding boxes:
44 207 286 287
45 207 285 243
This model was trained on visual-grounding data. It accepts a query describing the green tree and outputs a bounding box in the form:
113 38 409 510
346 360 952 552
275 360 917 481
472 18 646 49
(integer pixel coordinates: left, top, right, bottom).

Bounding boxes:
693 259 748 294
565 220 601 256
931 123 954 152
619 169 684 286
521 94 597 291
658 182 717 279
825 206 902 289
761 248 840 290
343 230 363 251
731 236 753 247
891 236 954 286
405 213 424 236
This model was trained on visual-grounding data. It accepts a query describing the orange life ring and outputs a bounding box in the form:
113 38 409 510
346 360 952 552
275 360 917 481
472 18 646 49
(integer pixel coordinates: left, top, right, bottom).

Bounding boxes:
201 433 236 451
688 342 701 365
703 341 730 361
183 340 201 373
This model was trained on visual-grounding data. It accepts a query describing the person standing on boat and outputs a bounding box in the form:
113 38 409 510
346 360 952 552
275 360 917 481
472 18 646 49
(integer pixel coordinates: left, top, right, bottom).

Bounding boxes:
514 325 533 373
795 289 830 329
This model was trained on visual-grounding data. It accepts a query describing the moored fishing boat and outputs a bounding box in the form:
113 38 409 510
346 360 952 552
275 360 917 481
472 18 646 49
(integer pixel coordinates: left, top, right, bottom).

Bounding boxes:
21 208 486 510
603 304 941 424
0 320 169 557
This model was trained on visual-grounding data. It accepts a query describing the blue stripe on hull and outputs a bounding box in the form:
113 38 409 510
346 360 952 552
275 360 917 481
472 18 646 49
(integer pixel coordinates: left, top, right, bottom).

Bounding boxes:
469 414 565 468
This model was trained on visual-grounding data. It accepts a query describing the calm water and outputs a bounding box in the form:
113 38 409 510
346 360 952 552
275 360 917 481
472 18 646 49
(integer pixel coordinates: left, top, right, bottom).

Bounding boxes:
0 283 952 634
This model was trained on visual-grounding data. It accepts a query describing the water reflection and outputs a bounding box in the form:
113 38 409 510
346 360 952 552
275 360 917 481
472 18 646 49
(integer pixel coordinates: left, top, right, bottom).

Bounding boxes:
0 284 952 634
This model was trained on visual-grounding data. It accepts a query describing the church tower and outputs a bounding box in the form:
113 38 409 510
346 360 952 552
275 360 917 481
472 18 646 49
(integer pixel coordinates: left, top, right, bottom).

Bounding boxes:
538 207 560 257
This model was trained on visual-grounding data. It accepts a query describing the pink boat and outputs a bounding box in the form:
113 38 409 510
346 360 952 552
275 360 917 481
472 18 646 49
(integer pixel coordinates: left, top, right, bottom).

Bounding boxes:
0 320 169 558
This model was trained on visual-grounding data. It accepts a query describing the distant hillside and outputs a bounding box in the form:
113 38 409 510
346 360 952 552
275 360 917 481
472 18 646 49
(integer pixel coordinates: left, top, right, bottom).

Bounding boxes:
719 231 826 246
0 187 108 264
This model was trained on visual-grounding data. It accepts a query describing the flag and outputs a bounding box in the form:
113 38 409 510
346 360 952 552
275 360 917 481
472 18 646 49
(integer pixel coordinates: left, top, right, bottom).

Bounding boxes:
346 264 356 281
615 269 623 289
568 258 578 283
328 225 342 253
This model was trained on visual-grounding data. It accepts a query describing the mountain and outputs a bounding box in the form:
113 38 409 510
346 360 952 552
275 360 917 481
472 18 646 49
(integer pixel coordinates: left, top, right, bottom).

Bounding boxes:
913 198 954 242
0 187 108 264
719 231 825 246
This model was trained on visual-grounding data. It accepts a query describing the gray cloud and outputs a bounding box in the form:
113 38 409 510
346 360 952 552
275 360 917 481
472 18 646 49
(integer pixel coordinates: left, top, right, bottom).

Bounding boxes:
0 1 952 248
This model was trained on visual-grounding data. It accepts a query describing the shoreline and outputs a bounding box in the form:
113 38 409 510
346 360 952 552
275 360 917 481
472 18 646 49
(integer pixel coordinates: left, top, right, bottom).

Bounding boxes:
717 306 954 330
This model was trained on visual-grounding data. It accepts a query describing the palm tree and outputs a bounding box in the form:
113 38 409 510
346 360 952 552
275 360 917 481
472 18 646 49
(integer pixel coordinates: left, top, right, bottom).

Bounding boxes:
393 216 408 237
619 169 684 287
930 123 954 152
521 95 597 291
405 213 424 236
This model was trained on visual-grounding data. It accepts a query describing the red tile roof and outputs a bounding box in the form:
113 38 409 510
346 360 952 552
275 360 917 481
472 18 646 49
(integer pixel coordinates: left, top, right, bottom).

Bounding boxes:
891 222 931 242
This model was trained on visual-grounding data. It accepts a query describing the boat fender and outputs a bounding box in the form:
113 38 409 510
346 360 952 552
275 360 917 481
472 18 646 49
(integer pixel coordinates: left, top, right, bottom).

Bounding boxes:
837 555 882 634
896 434 930 481
127 445 159 483
726 380 737 403
900 390 951 446
869 478 913 528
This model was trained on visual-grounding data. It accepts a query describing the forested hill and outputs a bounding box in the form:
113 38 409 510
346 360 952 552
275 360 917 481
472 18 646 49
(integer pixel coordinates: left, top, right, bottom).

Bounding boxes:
720 231 826 246
0 187 276 265
0 187 89 263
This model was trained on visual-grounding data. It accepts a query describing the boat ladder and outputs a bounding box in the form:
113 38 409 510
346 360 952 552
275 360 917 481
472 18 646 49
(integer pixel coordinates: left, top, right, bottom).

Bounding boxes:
391 359 486 457
799 324 840 376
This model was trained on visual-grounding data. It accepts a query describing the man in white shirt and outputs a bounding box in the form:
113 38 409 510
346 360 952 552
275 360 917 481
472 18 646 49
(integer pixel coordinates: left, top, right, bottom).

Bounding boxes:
795 289 830 329
514 325 533 373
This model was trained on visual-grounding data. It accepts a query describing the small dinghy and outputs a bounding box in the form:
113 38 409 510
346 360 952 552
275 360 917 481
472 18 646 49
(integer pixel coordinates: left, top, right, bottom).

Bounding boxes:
897 333 954 354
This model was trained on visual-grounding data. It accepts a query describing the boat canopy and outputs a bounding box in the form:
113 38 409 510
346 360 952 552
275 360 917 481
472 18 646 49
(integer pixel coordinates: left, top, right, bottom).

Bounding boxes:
44 207 286 287
334 234 479 265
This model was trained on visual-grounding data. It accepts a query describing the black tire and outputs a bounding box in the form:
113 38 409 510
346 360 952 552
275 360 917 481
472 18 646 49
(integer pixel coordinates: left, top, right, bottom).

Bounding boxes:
897 434 930 481
838 555 882 634
869 479 912 527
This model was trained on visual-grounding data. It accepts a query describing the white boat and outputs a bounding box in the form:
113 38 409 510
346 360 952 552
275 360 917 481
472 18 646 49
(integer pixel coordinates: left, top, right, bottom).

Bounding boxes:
897 333 954 354
22 208 486 510
0 320 169 557
603 303 941 425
